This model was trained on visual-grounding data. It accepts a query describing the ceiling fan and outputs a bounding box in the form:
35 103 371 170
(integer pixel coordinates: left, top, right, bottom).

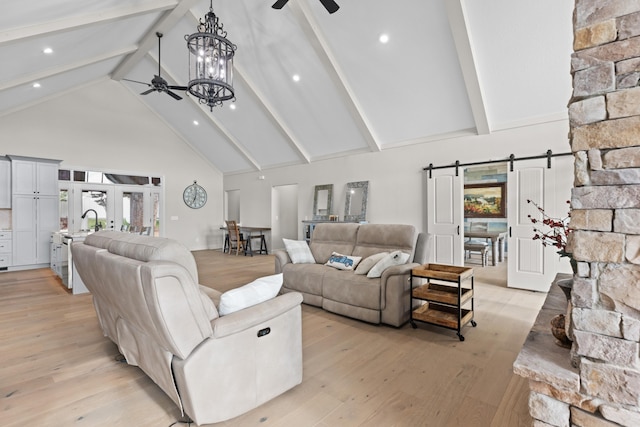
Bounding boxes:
272 0 339 14
123 32 187 101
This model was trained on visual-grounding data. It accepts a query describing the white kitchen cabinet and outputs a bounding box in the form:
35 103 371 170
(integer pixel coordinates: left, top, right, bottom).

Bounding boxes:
9 156 60 267
13 194 58 266
0 230 11 268
10 157 59 196
0 158 10 208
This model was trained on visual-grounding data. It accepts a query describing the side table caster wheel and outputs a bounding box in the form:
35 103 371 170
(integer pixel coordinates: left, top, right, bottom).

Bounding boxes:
471 320 477 327
410 320 417 329
457 333 465 341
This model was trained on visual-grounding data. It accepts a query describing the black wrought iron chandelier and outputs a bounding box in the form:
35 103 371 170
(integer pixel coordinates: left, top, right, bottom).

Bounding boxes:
185 1 237 110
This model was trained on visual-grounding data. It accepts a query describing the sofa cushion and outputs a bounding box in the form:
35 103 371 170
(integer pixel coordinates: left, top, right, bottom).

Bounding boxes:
325 252 362 271
283 238 315 264
281 263 326 298
352 224 416 260
322 269 381 310
309 223 359 264
367 250 411 278
354 252 389 275
218 273 283 315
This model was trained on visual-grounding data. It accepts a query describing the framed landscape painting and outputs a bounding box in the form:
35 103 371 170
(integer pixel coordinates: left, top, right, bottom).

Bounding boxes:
464 183 506 218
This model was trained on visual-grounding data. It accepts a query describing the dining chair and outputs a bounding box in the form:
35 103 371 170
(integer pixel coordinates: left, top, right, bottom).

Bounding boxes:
225 220 246 256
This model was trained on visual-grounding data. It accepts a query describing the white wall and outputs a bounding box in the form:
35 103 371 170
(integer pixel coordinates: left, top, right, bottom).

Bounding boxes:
224 119 573 240
0 80 224 251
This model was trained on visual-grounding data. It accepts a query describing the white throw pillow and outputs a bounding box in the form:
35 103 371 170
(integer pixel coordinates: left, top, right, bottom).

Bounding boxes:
367 250 410 278
283 238 316 264
354 252 389 275
325 252 362 271
218 273 283 315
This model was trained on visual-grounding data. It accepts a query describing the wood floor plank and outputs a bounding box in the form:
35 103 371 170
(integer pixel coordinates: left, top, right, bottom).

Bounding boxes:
1 250 540 426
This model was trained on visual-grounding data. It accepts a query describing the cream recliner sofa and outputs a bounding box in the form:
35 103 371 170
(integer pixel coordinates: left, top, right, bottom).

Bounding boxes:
71 231 303 426
274 223 430 327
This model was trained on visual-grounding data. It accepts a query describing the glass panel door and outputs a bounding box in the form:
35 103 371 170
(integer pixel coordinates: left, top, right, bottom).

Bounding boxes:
81 190 113 231
122 191 145 233
59 188 69 232
149 189 161 236
114 187 162 236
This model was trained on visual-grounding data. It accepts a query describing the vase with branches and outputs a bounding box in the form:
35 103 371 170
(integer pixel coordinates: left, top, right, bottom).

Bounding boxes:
526 199 576 273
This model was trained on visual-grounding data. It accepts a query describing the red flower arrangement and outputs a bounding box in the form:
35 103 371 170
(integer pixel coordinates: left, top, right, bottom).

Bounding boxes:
526 199 572 258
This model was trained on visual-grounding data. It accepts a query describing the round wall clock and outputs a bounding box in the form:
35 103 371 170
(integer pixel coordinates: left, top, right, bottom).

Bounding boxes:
183 180 207 209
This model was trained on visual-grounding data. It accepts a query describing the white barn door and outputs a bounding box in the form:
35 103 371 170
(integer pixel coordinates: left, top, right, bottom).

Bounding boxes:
426 169 463 266
507 159 557 291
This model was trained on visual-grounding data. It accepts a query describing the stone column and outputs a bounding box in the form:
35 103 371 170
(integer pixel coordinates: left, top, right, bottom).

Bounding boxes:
566 1 640 426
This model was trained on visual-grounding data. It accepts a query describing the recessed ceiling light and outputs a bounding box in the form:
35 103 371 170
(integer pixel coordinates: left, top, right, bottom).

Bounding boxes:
230 104 236 110
193 120 199 126
43 47 53 54
292 74 301 82
379 34 389 44
32 82 41 88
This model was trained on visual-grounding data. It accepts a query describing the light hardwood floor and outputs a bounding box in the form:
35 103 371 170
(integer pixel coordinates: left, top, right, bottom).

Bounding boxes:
1 251 542 426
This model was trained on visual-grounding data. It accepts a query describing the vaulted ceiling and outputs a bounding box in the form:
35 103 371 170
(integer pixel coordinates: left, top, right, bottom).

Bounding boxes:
0 0 573 175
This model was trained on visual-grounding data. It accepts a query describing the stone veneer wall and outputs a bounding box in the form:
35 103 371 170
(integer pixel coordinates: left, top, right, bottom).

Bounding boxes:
535 1 640 426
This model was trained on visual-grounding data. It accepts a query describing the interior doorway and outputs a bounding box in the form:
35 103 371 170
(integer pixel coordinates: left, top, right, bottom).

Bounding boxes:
462 164 508 286
225 189 240 222
271 184 298 251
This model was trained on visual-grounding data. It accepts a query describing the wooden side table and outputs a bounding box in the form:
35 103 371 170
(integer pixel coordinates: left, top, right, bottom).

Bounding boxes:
410 263 477 341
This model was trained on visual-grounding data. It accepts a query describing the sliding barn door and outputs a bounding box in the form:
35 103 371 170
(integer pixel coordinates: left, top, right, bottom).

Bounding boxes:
507 159 557 291
426 169 463 266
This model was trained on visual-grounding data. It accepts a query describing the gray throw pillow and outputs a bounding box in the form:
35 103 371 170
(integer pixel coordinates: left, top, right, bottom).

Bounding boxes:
367 250 410 278
354 252 389 275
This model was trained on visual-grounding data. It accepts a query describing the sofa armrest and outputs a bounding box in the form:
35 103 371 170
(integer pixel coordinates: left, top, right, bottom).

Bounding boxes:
379 262 421 327
211 292 303 338
274 249 292 273
380 262 419 282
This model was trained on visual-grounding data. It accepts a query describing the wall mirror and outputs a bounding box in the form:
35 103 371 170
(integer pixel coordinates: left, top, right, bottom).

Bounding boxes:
344 181 368 222
313 184 333 220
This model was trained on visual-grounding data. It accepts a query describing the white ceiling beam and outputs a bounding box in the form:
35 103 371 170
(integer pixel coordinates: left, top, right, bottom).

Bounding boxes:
111 0 202 81
445 0 491 135
291 0 381 152
194 100 263 171
0 45 137 92
234 64 311 164
0 1 177 46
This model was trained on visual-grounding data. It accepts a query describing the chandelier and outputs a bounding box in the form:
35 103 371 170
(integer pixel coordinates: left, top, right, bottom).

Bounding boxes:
185 1 237 110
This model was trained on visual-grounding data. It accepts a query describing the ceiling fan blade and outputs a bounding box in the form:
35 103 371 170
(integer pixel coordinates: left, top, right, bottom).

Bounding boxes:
167 85 188 91
272 0 289 9
319 0 339 14
140 88 155 95
166 90 183 101
123 78 151 87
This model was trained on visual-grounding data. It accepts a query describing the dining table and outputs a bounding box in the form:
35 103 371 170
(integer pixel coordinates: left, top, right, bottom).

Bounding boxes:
221 225 271 256
464 230 507 266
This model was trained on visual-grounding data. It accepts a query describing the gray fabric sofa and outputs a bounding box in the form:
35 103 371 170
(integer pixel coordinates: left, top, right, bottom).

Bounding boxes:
274 223 430 327
71 231 303 426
